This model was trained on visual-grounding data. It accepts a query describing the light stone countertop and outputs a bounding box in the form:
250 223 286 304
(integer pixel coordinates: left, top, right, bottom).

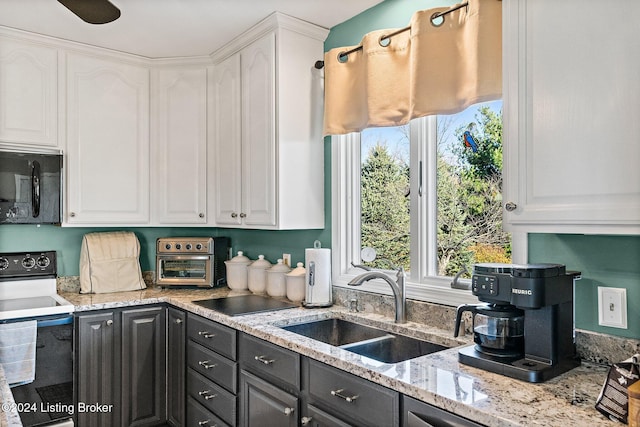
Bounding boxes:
3 286 620 427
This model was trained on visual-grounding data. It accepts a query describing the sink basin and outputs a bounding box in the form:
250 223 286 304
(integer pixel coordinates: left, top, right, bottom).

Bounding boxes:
282 318 389 346
281 318 449 363
342 334 449 363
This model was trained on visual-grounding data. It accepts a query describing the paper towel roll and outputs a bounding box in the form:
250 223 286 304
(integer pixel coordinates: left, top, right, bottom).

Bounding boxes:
304 246 332 307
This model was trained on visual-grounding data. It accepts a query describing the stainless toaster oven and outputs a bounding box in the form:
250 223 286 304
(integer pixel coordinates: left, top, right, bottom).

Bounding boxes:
155 237 230 287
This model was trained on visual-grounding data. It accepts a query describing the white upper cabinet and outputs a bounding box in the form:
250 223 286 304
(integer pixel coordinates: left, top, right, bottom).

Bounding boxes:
0 34 58 149
151 65 208 224
209 13 328 229
502 0 640 234
65 52 150 224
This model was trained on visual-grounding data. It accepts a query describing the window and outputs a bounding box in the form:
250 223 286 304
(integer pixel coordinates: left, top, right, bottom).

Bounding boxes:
332 101 520 305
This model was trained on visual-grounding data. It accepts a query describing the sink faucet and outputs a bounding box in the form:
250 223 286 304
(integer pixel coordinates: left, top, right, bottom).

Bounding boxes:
348 264 406 324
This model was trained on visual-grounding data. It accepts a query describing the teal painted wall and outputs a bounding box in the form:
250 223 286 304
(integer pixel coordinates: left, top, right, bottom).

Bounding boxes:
528 234 640 340
1 0 638 341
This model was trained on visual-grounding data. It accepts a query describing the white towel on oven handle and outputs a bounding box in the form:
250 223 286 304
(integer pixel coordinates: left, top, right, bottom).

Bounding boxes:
0 320 37 386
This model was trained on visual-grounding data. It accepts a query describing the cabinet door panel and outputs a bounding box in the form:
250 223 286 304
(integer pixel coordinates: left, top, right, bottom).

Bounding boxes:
0 37 58 148
66 52 149 224
153 67 207 224
503 0 640 233
75 312 116 427
240 370 297 427
210 54 243 225
241 33 277 227
167 308 186 427
120 307 166 427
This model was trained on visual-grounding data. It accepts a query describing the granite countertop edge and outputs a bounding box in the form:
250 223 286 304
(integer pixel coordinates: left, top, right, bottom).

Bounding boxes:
3 287 618 427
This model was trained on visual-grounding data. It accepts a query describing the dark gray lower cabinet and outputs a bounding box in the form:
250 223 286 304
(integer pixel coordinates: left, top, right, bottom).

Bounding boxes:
167 307 186 426
76 306 168 427
301 404 352 427
240 370 298 427
403 395 484 427
75 311 117 427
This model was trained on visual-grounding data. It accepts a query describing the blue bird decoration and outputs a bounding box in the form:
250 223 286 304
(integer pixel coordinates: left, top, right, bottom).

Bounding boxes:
463 130 478 152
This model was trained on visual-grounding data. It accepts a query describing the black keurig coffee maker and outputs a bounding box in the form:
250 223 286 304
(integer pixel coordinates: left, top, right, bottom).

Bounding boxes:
453 263 581 382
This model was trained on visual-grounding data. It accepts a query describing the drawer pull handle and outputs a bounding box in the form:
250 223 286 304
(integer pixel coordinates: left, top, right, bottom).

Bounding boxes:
198 360 217 369
331 388 359 403
199 390 218 400
175 318 183 324
198 421 209 426
301 416 313 425
254 355 275 365
283 407 295 416
198 331 215 339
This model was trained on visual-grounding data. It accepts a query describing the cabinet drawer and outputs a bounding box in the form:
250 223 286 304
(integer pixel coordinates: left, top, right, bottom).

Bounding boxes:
187 340 237 393
187 368 237 427
304 404 352 427
307 359 400 427
187 313 237 360
187 396 230 427
239 333 300 390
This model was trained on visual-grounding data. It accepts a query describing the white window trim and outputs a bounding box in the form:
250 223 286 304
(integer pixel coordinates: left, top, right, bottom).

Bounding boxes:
330 118 527 307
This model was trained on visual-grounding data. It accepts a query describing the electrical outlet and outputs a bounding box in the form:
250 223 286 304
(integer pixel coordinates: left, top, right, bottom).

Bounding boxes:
282 253 291 267
598 287 628 329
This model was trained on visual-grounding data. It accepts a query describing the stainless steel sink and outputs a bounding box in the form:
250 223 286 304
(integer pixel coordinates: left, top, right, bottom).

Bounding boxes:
342 334 448 363
282 318 389 346
281 318 449 363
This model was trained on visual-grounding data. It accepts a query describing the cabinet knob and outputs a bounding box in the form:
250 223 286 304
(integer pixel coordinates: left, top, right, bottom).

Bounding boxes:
70 212 76 217
240 212 247 218
105 319 113 326
231 212 238 218
301 416 313 425
199 213 204 218
174 318 183 324
505 202 517 212
283 407 295 416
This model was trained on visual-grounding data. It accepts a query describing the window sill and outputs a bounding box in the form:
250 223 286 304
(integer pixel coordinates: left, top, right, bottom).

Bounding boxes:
333 272 479 307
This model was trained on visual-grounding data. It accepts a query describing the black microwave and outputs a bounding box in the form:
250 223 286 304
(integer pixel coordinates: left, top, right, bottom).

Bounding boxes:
0 150 62 225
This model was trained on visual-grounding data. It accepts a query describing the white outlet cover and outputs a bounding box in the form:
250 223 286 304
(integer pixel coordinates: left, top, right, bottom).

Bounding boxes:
597 287 628 329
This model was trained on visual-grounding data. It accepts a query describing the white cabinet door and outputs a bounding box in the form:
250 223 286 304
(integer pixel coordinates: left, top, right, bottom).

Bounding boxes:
210 54 243 226
0 36 58 149
241 33 277 227
66 52 150 224
152 66 207 224
502 0 640 234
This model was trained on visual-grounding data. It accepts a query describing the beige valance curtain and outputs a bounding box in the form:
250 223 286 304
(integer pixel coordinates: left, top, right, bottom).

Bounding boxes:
323 0 502 136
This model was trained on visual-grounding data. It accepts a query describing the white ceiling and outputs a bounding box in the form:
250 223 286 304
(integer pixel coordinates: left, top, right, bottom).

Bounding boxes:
0 0 384 58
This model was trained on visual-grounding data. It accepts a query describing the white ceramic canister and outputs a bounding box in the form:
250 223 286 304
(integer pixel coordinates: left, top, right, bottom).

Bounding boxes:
285 262 306 302
266 259 291 298
224 251 251 290
248 255 272 294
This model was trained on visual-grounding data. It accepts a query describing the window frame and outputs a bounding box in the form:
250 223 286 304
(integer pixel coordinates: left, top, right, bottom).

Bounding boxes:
331 116 527 307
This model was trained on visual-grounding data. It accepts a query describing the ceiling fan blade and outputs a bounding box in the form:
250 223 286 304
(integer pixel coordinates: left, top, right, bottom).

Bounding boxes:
57 0 121 24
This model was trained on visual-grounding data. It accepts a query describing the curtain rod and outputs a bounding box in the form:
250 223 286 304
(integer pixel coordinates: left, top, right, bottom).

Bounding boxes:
315 1 470 69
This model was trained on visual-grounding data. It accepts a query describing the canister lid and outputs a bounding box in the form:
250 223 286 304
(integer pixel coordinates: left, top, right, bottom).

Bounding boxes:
226 251 251 264
268 259 291 273
286 262 306 276
250 255 272 269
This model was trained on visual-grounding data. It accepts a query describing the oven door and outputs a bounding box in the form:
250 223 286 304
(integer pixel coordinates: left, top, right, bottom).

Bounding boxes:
156 254 213 287
6 314 74 426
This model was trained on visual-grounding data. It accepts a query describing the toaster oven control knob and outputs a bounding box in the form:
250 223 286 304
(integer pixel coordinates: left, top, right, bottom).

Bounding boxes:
165 244 172 250
196 243 203 250
22 257 36 269
186 244 192 250
0 257 8 270
36 255 50 268
175 243 182 250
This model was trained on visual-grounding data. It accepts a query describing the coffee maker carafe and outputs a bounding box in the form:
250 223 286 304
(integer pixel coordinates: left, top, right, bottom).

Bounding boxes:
455 303 524 358
453 263 581 383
